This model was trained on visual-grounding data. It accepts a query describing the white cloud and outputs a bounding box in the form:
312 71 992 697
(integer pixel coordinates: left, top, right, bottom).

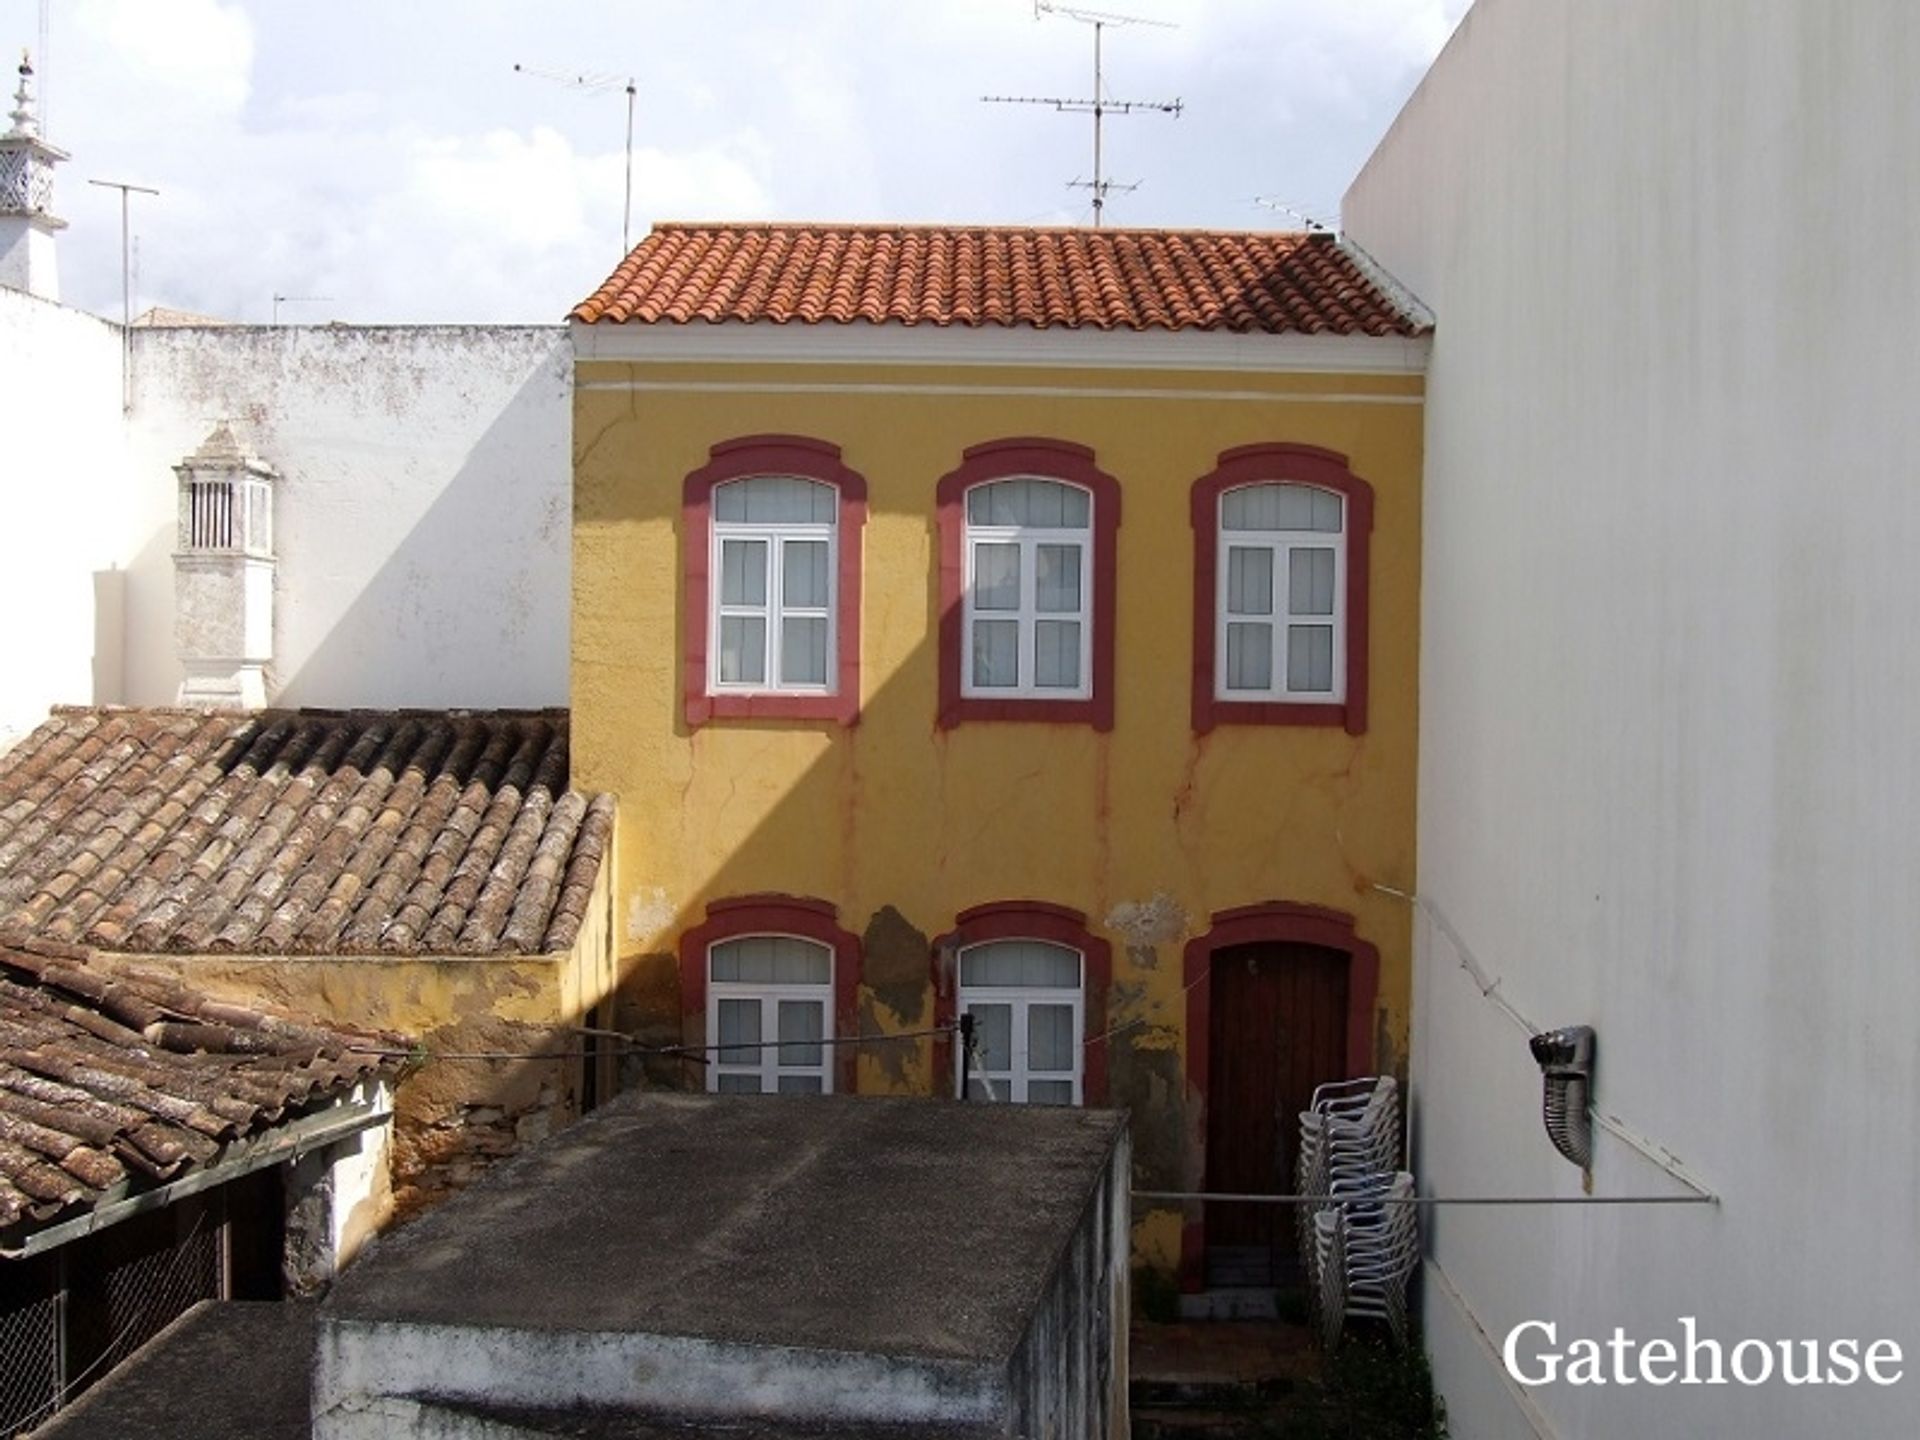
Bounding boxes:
0 0 1470 322
72 0 253 115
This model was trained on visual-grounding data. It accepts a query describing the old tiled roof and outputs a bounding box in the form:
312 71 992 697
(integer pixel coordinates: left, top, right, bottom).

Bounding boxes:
0 940 395 1231
571 222 1428 335
0 708 612 957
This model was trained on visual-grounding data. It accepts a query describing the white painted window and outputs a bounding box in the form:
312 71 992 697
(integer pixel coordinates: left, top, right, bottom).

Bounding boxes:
710 476 837 695
1216 483 1346 702
961 479 1094 700
956 939 1084 1105
707 935 834 1095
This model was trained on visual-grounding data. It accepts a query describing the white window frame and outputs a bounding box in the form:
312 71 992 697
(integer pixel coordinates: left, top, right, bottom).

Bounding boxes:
706 935 835 1095
954 942 1085 1105
1214 484 1346 704
960 478 1094 701
709 480 838 697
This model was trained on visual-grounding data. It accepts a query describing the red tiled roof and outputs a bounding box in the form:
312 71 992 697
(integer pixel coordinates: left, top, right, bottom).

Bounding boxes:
571 222 1427 335
0 708 612 958
0 939 397 1231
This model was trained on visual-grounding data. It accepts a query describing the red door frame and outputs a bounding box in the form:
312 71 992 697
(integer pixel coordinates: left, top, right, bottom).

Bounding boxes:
1179 901 1381 1290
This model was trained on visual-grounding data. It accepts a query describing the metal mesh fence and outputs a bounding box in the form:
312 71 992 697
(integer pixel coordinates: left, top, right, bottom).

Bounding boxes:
0 1254 60 1439
0 1196 224 1437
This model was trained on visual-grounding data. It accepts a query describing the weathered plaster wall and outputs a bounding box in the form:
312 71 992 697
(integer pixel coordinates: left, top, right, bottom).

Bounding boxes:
118 872 615 1222
1344 2 1920 1435
0 287 128 747
573 355 1424 1273
124 325 571 708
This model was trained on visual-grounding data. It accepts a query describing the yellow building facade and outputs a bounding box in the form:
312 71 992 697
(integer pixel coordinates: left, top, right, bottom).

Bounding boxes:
570 225 1426 1285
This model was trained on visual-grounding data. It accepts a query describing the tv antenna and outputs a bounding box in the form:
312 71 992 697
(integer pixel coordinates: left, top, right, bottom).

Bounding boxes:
87 177 158 411
513 62 638 254
982 2 1182 225
1252 197 1333 233
272 293 333 324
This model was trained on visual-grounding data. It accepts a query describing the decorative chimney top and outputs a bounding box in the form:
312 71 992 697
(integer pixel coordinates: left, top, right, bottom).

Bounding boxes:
0 50 67 300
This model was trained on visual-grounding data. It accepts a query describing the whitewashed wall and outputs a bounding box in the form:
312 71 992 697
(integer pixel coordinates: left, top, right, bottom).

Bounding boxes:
126 325 571 709
0 286 128 747
1345 3 1920 1437
0 307 569 740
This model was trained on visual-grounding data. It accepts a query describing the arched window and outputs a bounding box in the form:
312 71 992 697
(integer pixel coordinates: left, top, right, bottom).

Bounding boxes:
683 436 867 726
1217 482 1347 701
707 934 835 1095
1191 445 1374 734
932 900 1113 1105
710 476 837 694
961 479 1094 700
956 938 1084 1104
937 440 1121 730
678 895 864 1094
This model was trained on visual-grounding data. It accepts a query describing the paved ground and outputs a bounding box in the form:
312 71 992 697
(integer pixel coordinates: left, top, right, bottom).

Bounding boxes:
1132 1319 1321 1389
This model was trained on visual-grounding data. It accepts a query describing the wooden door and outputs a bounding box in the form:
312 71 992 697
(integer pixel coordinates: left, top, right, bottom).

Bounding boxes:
1205 941 1350 1262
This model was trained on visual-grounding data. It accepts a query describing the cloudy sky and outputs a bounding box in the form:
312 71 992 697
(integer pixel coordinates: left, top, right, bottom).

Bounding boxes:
2 0 1469 324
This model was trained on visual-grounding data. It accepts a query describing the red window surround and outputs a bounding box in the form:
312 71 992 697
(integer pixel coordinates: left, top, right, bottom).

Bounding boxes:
683 435 868 727
1190 443 1374 736
936 438 1122 732
678 895 865 1095
931 900 1114 1104
1177 900 1381 1289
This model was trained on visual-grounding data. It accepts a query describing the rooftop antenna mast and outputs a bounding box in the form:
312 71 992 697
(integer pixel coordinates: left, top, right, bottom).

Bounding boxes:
513 62 637 255
1252 196 1332 232
87 176 158 411
272 293 333 324
982 1 1182 226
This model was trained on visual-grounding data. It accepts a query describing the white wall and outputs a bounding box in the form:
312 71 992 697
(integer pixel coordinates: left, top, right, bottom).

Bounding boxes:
126 325 571 709
1345 2 1920 1436
0 285 128 747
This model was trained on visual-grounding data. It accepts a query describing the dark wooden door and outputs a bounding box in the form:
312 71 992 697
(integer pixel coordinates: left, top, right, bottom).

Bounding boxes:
1205 941 1350 1264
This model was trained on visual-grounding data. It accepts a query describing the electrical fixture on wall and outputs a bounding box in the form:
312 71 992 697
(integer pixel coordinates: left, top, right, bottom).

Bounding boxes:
1529 1025 1595 1170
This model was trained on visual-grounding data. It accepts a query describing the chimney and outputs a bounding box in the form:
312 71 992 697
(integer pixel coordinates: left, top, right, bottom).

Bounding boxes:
0 51 67 301
173 424 278 708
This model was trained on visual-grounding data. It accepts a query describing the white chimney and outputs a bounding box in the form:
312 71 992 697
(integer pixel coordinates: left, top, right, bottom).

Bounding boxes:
173 424 278 708
0 52 67 301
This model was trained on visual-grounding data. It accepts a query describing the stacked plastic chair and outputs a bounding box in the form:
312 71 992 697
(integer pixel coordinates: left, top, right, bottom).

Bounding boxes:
1295 1076 1418 1348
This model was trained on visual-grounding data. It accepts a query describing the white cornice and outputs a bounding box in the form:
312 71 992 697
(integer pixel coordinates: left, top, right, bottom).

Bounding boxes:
570 320 1429 376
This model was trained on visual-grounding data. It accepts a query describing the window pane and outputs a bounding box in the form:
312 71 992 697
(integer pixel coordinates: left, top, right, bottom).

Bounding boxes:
1227 547 1273 616
968 479 1090 529
1289 547 1335 616
777 1000 825 1066
716 998 761 1064
716 476 835 524
961 940 1080 988
1225 622 1273 690
966 1079 1002 1103
972 620 1019 687
781 617 828 686
720 539 768 606
777 1074 824 1095
973 543 1020 611
712 936 830 985
1028 1004 1075 1073
717 616 767 683
1287 625 1335 692
1035 544 1081 613
968 1003 1013 1073
1222 483 1342 533
1033 620 1081 689
783 540 829 607
716 1072 762 1094
1027 1080 1074 1106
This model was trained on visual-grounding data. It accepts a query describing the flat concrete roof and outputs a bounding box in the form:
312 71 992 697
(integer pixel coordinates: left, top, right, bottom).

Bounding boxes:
413 1398 1002 1438
325 1092 1125 1362
34 1301 314 1440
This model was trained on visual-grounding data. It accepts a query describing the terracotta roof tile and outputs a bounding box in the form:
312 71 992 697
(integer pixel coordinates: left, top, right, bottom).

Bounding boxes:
0 940 397 1232
0 708 611 958
571 222 1429 335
